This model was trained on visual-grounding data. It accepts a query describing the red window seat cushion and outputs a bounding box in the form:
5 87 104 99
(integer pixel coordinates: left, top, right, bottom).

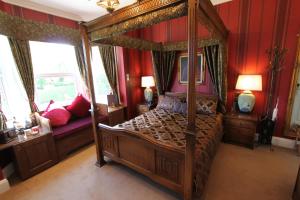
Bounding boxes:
52 115 108 139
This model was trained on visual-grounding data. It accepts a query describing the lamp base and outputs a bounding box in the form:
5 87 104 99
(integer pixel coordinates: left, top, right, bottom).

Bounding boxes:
238 91 255 113
144 87 153 106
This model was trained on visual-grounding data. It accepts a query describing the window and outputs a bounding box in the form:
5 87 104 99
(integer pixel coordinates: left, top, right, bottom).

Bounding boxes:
30 41 84 109
0 35 31 121
91 46 112 104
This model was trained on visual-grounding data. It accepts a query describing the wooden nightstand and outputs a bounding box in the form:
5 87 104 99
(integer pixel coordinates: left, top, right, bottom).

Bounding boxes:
137 104 150 115
0 131 58 180
137 103 156 115
97 104 127 126
108 105 126 126
223 112 258 149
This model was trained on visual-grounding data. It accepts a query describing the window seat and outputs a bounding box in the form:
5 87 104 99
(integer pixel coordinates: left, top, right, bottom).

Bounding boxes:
52 114 108 161
52 116 92 139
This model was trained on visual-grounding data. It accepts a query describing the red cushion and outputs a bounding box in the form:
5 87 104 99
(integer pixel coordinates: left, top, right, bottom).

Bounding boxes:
67 95 91 118
42 101 71 127
52 116 92 139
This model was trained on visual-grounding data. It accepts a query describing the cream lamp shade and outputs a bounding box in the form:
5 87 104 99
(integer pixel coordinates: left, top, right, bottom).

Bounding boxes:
141 76 155 107
141 76 155 88
235 75 262 113
235 75 262 91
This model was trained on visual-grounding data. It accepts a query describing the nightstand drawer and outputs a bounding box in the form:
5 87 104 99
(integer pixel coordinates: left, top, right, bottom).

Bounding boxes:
224 126 255 148
225 119 256 129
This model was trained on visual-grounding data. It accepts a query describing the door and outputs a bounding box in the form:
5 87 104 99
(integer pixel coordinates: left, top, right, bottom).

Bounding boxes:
291 70 300 125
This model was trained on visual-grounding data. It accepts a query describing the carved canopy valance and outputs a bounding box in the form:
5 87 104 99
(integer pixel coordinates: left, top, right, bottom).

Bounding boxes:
0 11 81 45
90 2 187 42
95 36 222 52
85 0 228 45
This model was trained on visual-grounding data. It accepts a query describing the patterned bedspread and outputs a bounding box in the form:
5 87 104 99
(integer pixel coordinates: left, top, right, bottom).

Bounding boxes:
117 108 223 195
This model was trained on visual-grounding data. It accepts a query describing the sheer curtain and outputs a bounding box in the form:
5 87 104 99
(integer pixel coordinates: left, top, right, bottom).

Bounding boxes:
0 35 31 121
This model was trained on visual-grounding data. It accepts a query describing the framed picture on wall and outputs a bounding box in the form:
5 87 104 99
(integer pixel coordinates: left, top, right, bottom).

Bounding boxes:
179 53 205 84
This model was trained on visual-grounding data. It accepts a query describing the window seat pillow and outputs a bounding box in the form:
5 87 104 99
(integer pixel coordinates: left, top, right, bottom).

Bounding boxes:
42 101 71 127
67 95 91 118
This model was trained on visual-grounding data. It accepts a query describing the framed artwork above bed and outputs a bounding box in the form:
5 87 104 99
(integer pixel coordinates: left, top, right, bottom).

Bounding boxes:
179 53 205 84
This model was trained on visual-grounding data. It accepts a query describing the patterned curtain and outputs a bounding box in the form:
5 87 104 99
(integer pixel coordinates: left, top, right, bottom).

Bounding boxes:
151 51 176 95
8 37 38 112
98 45 119 103
75 44 88 88
204 45 226 113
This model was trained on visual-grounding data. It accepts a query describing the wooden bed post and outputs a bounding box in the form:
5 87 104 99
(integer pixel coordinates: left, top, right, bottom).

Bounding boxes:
184 0 198 199
79 24 105 167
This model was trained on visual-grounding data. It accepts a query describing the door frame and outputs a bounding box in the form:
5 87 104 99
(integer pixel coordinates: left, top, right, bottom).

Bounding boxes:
284 34 300 136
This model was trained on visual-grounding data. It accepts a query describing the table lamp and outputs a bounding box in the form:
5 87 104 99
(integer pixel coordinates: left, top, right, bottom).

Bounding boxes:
235 75 262 113
141 76 155 106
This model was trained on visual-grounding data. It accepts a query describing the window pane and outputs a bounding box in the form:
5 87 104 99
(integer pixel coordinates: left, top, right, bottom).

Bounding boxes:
30 41 82 109
36 76 77 109
0 35 31 121
30 41 78 75
91 46 112 104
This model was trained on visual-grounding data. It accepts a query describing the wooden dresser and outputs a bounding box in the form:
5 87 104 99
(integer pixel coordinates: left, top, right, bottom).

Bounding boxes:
223 112 258 149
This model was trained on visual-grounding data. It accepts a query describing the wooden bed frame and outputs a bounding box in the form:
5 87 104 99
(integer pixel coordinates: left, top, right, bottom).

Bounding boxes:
99 124 186 194
80 0 229 199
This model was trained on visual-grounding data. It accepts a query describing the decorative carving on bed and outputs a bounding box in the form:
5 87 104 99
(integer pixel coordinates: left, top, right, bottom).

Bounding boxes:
156 151 181 183
102 133 119 156
163 38 220 51
90 3 187 41
95 35 162 51
95 36 222 52
86 0 228 42
85 0 186 33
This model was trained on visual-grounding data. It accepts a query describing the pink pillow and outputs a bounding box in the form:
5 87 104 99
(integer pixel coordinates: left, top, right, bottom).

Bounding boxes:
66 95 91 118
42 101 71 127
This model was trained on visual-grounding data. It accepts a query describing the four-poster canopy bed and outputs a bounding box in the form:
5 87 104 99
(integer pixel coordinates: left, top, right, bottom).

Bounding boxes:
80 0 229 199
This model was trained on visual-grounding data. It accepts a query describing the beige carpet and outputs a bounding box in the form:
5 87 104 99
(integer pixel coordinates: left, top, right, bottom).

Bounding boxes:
1 143 299 200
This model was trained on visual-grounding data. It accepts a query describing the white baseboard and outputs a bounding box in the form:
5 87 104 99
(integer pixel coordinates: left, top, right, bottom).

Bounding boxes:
271 136 296 149
0 179 10 193
255 134 296 149
2 162 14 178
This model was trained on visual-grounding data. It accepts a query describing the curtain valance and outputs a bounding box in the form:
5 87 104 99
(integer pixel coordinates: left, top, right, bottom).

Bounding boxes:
0 11 81 45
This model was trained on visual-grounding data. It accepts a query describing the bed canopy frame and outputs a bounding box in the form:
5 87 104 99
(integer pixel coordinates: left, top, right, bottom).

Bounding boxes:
80 0 228 199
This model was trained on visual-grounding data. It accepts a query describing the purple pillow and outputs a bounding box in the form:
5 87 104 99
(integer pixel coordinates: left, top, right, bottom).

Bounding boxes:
172 101 187 114
156 95 180 110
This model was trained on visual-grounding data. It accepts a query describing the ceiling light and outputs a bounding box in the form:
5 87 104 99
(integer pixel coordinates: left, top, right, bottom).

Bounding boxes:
97 0 120 13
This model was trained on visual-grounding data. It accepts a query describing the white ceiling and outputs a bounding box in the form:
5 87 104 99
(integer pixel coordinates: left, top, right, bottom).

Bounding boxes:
3 0 232 22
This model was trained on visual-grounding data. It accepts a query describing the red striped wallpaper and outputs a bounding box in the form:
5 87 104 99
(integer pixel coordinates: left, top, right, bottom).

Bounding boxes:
120 0 300 137
1 0 300 137
0 1 78 29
